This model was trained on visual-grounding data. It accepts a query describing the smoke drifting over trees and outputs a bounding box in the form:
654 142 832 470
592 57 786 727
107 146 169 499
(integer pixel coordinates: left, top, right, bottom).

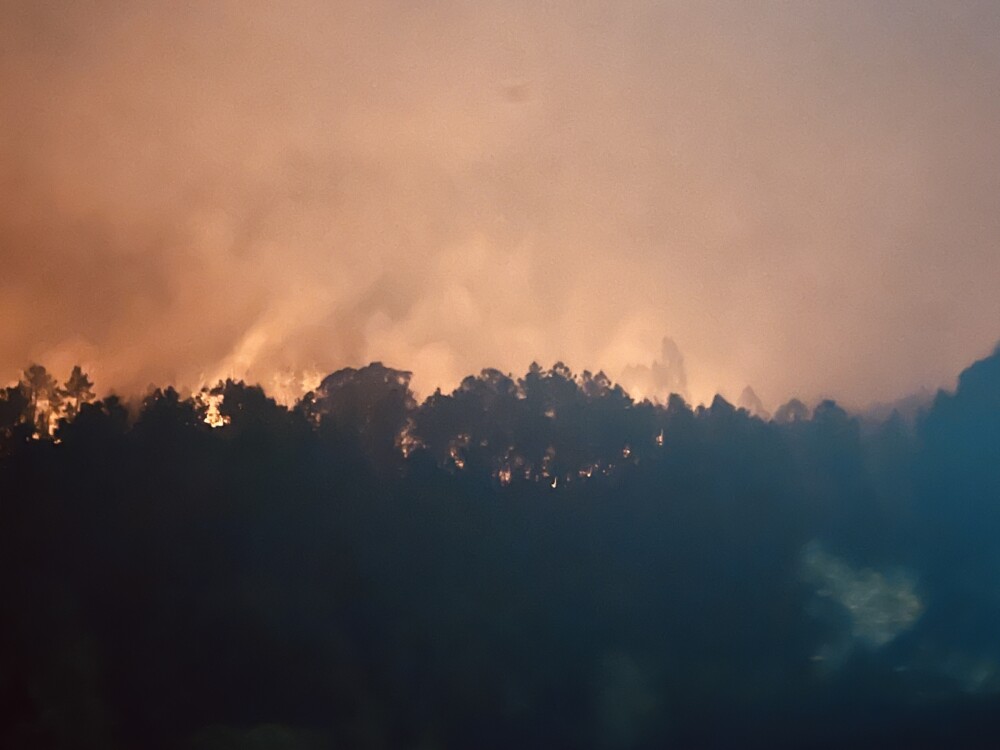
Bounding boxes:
3 345 1000 748
4 1 1000 407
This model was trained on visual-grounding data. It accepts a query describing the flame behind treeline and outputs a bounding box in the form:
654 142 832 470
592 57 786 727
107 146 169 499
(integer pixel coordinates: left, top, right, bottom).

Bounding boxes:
3 1 1000 409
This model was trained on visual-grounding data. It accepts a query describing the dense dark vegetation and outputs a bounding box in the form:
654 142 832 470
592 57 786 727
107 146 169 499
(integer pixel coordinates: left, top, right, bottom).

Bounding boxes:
2 349 1000 749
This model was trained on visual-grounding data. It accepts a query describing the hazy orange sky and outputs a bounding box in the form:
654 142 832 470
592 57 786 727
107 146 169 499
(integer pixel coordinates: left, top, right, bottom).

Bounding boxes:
2 1 999 409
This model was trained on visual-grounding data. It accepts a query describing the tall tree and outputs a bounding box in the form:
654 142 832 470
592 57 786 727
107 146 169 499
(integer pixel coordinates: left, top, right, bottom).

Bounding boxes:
302 362 416 465
61 365 95 420
20 364 62 436
0 384 31 452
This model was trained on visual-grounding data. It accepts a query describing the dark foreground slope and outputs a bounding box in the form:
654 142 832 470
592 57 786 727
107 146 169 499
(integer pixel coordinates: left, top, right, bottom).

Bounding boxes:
1 351 1000 749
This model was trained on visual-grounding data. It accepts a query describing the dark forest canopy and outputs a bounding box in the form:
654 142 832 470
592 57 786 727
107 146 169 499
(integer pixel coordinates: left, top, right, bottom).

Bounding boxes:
2 347 1000 748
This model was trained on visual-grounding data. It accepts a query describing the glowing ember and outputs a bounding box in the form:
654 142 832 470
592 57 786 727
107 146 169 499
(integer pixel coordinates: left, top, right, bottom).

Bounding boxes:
397 420 424 457
202 394 230 429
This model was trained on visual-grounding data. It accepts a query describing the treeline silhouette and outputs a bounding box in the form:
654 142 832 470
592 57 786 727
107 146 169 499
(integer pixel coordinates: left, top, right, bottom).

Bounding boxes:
2 350 1000 748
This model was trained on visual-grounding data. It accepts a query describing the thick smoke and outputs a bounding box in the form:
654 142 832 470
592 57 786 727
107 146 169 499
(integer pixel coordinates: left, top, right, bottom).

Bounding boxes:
3 1 1000 406
619 336 688 402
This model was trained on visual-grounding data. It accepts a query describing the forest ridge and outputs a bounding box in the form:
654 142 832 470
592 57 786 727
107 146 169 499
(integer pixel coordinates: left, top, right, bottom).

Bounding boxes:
2 347 1000 748
4 359 860 481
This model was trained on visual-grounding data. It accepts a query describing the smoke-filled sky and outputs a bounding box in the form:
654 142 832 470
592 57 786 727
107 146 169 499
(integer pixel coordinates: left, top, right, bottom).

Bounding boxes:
2 0 999 408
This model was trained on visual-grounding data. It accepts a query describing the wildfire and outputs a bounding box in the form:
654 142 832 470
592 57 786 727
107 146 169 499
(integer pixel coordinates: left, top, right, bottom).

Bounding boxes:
396 420 424 457
201 394 230 429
